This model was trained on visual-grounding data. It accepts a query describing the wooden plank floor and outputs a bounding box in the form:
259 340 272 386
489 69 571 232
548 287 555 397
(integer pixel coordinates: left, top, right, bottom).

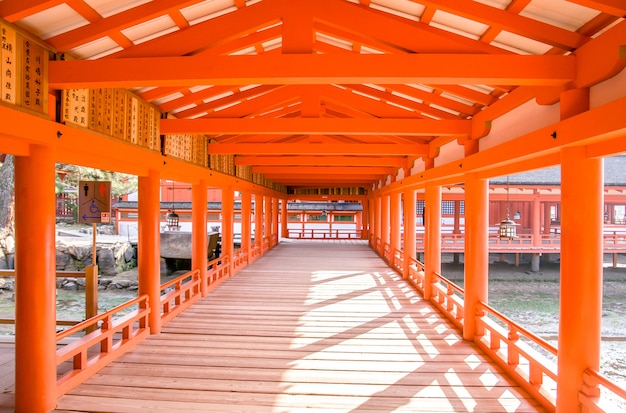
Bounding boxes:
52 240 545 412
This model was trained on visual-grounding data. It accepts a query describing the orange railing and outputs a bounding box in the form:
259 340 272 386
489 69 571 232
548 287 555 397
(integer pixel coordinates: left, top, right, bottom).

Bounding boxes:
476 301 558 411
580 368 626 413
406 257 425 294
55 294 150 396
392 248 403 273
415 232 626 251
159 269 201 325
288 229 363 239
233 248 248 273
431 272 465 329
207 255 231 288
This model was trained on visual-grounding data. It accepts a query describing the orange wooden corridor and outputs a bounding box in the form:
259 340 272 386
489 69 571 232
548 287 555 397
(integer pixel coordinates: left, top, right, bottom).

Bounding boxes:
52 240 543 413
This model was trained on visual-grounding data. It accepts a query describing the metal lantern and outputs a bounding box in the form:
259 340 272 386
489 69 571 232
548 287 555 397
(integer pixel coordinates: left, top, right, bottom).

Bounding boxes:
499 216 517 239
499 175 517 239
166 210 180 230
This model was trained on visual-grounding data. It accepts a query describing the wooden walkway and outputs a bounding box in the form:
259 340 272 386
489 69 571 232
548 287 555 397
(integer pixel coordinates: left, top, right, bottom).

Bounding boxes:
49 240 544 412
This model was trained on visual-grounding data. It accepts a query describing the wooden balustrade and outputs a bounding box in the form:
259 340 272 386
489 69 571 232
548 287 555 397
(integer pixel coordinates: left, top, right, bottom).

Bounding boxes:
392 248 403 273
159 269 201 325
580 368 626 413
55 294 150 396
430 272 465 329
207 255 231 288
475 301 558 412
233 248 248 273
288 228 362 239
406 258 425 294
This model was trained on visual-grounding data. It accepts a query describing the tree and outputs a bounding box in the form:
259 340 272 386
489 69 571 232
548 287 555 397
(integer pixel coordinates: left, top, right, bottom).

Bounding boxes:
0 155 15 235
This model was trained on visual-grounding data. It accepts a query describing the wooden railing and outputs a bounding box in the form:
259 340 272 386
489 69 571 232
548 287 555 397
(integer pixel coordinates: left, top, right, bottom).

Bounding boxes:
0 269 93 326
233 248 248 273
55 294 150 396
476 301 558 411
580 368 626 412
430 272 465 329
159 269 201 325
207 255 230 288
414 232 626 251
406 257 425 294
382 243 390 263
288 229 362 239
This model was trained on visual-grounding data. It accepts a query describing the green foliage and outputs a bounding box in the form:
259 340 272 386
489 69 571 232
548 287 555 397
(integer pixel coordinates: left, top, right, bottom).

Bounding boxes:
56 164 138 199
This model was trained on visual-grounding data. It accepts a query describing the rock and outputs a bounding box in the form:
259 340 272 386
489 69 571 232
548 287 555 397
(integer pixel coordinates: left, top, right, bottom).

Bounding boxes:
56 250 70 271
0 248 6 270
123 245 135 262
98 279 113 287
97 248 117 277
63 281 78 290
116 279 132 288
4 236 15 254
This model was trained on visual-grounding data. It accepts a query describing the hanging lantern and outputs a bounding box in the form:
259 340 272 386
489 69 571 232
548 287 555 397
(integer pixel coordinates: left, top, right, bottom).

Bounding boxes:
499 176 517 239
166 210 180 230
499 216 517 239
513 210 521 220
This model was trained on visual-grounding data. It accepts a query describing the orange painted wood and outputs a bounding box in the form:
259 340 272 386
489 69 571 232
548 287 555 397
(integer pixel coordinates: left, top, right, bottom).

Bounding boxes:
54 241 544 413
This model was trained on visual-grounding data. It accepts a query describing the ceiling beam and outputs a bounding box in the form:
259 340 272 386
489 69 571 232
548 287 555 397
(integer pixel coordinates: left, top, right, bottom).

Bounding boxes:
208 143 428 156
162 118 471 136
252 166 397 175
48 54 576 89
235 155 407 167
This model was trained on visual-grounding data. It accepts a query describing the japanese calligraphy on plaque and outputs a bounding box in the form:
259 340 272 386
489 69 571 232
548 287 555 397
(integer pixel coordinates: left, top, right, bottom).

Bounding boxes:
21 38 46 112
1 24 16 105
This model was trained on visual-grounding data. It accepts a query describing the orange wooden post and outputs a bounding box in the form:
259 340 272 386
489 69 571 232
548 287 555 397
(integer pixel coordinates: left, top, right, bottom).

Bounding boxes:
389 192 401 262
453 200 461 234
138 169 161 334
254 193 262 252
272 197 279 245
424 184 441 300
557 87 602 413
192 179 208 296
14 145 57 413
532 192 541 246
361 197 370 240
381 194 390 256
463 175 489 341
403 189 417 279
263 195 271 249
222 186 234 264
280 197 288 240
241 190 252 254
374 196 381 247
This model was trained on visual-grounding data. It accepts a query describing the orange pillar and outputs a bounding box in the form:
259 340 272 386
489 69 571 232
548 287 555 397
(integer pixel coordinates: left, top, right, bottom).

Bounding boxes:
453 200 461 234
532 192 541 246
138 169 161 334
263 195 271 249
463 175 489 341
403 189 417 279
241 190 252 255
381 194 390 256
557 87 602 413
280 198 288 240
254 193 262 251
192 180 208 296
424 184 441 300
374 196 381 247
361 197 370 240
14 145 57 413
389 192 401 260
272 197 279 245
222 187 234 264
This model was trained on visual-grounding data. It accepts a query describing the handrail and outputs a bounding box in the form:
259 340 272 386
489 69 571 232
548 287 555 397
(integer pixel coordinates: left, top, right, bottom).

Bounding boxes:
55 294 150 396
288 228 362 239
475 300 557 411
580 368 626 412
159 269 201 325
207 255 231 289
430 271 465 328
0 269 86 278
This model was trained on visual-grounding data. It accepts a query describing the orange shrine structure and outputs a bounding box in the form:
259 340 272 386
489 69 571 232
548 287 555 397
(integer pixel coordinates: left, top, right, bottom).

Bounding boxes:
1 0 626 412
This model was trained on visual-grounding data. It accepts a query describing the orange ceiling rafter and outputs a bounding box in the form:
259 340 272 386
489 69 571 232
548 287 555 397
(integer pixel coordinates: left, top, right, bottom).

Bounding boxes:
207 143 429 156
252 166 397 176
161 118 471 137
416 0 589 51
48 54 577 89
234 155 408 167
